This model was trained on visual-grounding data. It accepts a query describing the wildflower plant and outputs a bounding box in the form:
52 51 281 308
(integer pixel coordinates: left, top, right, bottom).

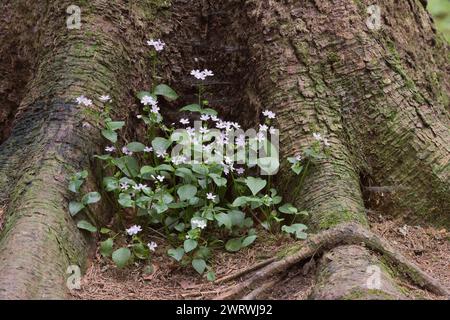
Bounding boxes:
68 39 330 280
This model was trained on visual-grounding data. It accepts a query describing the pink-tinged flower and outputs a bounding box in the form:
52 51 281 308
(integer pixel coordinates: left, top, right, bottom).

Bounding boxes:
147 241 158 252
180 118 189 125
122 146 133 156
105 146 115 152
144 146 153 153
147 39 165 51
99 95 111 102
313 132 322 141
126 225 142 236
262 110 276 119
141 95 157 106
236 167 245 175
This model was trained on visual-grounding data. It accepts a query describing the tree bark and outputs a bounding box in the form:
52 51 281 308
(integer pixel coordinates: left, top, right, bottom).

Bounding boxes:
0 0 448 299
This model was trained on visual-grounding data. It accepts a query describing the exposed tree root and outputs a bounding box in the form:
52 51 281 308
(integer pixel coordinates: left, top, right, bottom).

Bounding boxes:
214 257 277 284
216 222 449 300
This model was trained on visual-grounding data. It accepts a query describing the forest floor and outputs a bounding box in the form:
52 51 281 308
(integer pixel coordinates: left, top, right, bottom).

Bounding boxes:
72 211 449 300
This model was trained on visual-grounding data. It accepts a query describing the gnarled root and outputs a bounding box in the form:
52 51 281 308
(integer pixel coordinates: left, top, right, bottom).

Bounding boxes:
216 222 449 300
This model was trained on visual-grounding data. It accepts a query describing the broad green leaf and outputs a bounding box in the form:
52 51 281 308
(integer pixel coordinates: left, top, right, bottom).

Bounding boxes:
278 203 298 214
101 129 117 143
126 142 146 152
69 201 85 216
103 177 118 191
192 258 206 274
242 235 257 247
180 104 201 113
118 193 134 208
155 164 174 172
106 121 125 131
192 164 208 175
175 167 196 182
215 213 232 229
100 238 114 257
201 108 218 116
153 84 179 101
132 243 149 260
183 239 198 253
231 196 250 207
177 184 197 201
136 91 153 100
113 156 139 177
68 179 83 193
291 164 303 175
140 166 156 179
174 222 185 232
245 177 267 196
81 192 101 205
168 247 185 262
74 170 88 180
228 210 245 227
77 220 97 233
282 224 308 240
94 154 112 161
112 248 131 268
209 173 227 187
206 271 216 282
225 238 242 252
100 227 112 234
151 137 171 152
153 202 168 214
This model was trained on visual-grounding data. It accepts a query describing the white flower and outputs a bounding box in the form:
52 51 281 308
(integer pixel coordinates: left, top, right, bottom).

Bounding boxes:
151 105 160 114
156 150 167 158
126 225 142 236
200 114 210 121
132 183 148 191
156 175 165 182
202 69 214 77
257 131 266 143
137 114 143 119
199 127 209 134
144 146 153 153
147 241 158 252
262 110 276 119
190 69 206 80
259 124 268 131
210 115 219 122
323 138 331 147
147 39 165 51
120 182 129 190
236 167 245 175
141 95 157 106
180 118 189 125
269 127 277 135
122 146 133 156
186 127 196 137
232 122 241 130
192 218 207 230
313 132 322 141
236 134 246 147
206 192 216 201
75 95 93 107
105 146 115 152
172 155 187 165
99 95 111 102
224 156 233 165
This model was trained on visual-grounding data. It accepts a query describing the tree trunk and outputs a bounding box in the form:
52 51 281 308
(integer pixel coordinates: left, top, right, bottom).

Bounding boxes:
0 0 448 299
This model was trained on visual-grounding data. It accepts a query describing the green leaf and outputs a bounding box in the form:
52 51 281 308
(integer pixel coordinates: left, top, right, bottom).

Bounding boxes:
245 177 267 196
225 238 243 252
112 248 131 268
69 201 85 216
101 129 117 143
77 220 97 233
206 271 216 282
100 238 114 257
215 213 232 229
155 164 174 172
177 184 197 201
81 192 101 205
192 258 207 274
281 224 308 240
100 227 112 234
174 222 185 232
103 177 118 192
291 164 303 175
278 203 298 214
192 164 208 175
168 247 185 262
68 179 83 193
106 121 125 131
126 142 146 152
136 91 153 100
74 170 89 180
180 104 202 113
175 167 196 182
153 84 178 101
228 210 245 227
183 239 198 253
151 137 171 152
118 193 134 208
132 243 149 260
201 108 218 116
209 173 227 187
113 156 139 177
231 196 250 207
242 235 257 247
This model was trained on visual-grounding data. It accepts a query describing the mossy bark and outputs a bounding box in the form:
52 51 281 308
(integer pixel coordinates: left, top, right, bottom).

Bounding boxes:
0 0 164 299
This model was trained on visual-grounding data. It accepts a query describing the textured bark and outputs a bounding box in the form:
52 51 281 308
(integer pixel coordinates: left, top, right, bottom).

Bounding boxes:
0 0 448 299
0 0 164 298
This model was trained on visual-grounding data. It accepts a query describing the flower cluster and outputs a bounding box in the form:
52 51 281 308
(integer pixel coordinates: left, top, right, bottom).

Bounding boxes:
147 39 165 52
190 69 214 80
